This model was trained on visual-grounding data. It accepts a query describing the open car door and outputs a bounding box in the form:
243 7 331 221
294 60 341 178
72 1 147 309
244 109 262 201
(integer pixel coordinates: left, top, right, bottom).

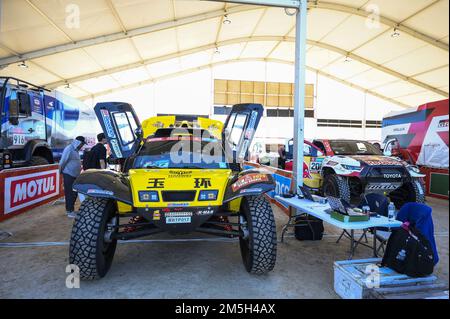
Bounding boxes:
94 102 141 159
223 103 263 162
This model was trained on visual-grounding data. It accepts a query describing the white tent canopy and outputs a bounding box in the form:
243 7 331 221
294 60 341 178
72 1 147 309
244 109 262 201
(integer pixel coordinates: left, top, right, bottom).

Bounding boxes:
0 0 448 107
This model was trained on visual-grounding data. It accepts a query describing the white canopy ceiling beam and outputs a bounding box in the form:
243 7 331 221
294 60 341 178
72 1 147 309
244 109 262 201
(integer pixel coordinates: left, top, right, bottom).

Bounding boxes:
320 0 445 72
308 40 448 97
45 36 286 89
106 0 128 34
206 0 300 8
310 1 448 52
1 1 446 68
209 3 228 63
79 56 409 108
45 36 448 97
237 7 269 59
24 0 74 43
0 4 261 68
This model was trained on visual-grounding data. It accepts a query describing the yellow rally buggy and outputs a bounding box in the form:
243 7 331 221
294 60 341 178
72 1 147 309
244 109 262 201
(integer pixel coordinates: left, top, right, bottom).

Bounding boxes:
69 102 277 280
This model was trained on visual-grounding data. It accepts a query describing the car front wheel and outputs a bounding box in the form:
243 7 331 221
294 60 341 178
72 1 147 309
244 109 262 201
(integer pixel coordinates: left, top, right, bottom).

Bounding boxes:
69 198 118 280
239 195 277 274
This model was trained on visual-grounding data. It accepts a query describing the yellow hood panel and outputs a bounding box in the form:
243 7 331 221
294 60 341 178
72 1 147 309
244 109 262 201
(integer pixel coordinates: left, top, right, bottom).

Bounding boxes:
128 168 232 208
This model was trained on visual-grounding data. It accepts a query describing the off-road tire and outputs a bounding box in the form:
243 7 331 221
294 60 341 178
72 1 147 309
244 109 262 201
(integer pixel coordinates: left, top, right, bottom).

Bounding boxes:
27 156 49 166
239 195 277 274
389 179 425 209
322 174 351 203
69 198 117 280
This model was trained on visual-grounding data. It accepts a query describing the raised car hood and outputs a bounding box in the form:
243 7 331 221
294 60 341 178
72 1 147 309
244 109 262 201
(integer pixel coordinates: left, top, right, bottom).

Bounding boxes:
348 155 404 166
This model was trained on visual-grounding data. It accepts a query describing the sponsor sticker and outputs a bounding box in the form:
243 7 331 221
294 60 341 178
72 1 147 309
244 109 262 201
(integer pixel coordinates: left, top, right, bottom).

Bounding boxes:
147 178 165 189
196 209 214 216
167 203 190 207
100 109 116 138
366 183 400 190
438 119 449 128
240 188 262 194
194 178 212 189
168 170 192 178
231 173 269 192
153 210 161 221
383 173 402 179
110 139 122 158
87 189 113 196
239 140 249 158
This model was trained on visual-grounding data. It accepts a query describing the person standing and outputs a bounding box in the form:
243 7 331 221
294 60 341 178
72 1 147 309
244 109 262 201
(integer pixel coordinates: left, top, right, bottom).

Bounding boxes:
59 136 86 218
278 144 286 170
84 133 108 170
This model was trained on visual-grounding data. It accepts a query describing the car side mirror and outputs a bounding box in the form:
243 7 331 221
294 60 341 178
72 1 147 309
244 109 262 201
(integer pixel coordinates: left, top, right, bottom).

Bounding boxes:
8 99 19 125
134 127 143 139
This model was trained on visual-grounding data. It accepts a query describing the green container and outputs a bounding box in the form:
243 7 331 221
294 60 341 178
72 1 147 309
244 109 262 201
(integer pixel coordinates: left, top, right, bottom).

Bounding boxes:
330 211 370 223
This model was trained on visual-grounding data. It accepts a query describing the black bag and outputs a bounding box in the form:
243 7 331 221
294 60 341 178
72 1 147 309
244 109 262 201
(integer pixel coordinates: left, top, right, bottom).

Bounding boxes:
381 224 434 277
82 148 94 170
294 215 324 241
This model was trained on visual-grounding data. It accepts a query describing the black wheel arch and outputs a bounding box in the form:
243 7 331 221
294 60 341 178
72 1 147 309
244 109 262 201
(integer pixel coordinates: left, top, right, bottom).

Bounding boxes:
24 140 54 163
73 169 133 205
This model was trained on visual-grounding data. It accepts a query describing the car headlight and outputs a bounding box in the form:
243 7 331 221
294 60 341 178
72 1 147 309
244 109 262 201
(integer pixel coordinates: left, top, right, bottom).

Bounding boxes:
198 190 218 201
138 191 159 202
408 165 421 173
341 164 361 171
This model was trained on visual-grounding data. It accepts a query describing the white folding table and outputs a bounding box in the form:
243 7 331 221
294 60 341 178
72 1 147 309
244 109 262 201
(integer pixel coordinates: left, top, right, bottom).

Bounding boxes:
275 196 403 259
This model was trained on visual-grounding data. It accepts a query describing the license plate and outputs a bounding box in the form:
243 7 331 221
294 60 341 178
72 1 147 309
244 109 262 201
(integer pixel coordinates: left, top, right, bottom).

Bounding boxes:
166 216 191 224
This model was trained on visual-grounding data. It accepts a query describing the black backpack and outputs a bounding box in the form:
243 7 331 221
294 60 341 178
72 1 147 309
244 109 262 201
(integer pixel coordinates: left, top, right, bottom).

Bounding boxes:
82 148 94 170
381 224 434 277
294 215 324 241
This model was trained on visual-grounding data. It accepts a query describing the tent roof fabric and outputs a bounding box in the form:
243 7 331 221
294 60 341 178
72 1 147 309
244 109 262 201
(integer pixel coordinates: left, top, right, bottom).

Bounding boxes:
0 0 448 108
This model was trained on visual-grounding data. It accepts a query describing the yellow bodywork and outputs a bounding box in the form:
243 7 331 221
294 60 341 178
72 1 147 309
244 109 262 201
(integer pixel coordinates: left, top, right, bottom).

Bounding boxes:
197 118 223 139
303 156 324 190
128 168 232 208
141 116 224 139
141 116 176 138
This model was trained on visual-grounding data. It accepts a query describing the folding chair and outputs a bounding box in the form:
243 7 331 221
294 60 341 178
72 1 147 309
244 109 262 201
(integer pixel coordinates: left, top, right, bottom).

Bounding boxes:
360 193 391 254
336 193 389 253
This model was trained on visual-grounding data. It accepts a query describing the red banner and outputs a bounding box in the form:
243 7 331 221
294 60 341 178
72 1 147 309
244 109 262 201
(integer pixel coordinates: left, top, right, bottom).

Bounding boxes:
0 164 63 222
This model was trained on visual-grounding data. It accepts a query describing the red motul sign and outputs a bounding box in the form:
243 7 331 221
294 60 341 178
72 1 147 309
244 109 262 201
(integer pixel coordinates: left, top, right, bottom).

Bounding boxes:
0 165 63 221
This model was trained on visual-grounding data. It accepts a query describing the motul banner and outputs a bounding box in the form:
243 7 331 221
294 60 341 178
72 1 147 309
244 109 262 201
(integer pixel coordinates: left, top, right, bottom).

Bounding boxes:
0 164 63 222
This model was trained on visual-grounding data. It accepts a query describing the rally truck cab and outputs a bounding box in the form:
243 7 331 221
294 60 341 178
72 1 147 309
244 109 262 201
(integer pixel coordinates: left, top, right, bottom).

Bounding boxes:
312 139 425 207
69 102 277 280
0 77 97 169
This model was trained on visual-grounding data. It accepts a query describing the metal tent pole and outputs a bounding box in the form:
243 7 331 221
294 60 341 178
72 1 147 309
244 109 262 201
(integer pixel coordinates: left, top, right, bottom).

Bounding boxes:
292 0 308 192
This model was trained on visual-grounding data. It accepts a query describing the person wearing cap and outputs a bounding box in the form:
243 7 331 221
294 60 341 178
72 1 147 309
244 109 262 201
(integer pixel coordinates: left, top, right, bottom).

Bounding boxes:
59 136 86 218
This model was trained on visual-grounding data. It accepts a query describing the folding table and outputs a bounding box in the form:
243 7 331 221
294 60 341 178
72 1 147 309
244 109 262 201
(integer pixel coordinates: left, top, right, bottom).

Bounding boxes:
275 196 403 259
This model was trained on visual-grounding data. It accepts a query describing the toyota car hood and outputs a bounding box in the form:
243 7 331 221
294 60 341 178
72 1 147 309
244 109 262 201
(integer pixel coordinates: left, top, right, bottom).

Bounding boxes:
346 155 404 166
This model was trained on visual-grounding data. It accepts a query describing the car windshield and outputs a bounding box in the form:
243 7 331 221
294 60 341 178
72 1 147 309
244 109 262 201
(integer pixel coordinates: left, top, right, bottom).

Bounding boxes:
329 140 382 155
133 138 229 169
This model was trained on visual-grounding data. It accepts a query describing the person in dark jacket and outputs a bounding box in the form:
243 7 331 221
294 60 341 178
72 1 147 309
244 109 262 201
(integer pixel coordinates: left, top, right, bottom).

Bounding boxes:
85 133 108 169
59 136 85 218
278 145 286 169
